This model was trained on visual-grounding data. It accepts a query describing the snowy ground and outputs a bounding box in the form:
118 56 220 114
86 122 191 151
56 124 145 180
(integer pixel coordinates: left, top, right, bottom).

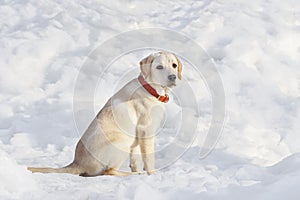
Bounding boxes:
1 0 300 199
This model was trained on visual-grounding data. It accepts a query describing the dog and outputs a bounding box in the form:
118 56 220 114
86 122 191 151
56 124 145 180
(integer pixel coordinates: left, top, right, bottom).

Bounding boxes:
28 52 182 176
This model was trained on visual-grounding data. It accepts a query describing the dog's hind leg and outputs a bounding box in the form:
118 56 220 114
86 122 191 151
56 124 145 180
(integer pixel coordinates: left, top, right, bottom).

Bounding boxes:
103 168 132 176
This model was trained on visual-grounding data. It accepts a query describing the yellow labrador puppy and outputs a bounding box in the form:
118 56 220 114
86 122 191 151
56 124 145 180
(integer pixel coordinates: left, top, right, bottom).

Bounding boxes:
28 52 182 176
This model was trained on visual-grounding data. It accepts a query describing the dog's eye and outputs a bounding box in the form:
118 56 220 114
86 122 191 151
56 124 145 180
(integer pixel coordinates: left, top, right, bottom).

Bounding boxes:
172 63 177 68
156 65 163 70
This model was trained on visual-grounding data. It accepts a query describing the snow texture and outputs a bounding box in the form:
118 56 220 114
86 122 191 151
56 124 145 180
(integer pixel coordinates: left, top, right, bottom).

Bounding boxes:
0 0 300 199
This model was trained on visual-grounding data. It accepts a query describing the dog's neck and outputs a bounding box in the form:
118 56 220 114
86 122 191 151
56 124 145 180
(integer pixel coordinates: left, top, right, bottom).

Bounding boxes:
142 75 169 96
150 83 167 96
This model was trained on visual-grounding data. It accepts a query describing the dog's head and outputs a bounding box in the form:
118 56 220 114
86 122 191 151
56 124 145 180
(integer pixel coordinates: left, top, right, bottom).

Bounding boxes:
139 52 182 88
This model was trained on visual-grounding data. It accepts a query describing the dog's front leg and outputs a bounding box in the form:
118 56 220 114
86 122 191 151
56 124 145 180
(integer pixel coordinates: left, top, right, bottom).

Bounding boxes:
139 136 155 175
136 113 156 175
130 140 142 174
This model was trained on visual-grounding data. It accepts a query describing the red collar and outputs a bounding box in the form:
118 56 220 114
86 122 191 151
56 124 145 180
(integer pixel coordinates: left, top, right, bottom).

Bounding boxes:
138 75 169 103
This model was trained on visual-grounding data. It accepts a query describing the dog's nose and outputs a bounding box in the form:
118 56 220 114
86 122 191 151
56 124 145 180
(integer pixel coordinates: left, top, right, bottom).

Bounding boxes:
168 74 176 81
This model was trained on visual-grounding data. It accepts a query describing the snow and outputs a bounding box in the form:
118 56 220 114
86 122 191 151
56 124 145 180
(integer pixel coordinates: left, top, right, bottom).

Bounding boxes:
1 0 300 199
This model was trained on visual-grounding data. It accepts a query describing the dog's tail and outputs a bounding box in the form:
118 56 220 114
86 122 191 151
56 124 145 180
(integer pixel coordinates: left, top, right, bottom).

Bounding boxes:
27 163 81 175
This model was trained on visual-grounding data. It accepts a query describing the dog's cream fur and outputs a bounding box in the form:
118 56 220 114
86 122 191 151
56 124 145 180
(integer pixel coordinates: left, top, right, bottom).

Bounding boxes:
28 52 182 176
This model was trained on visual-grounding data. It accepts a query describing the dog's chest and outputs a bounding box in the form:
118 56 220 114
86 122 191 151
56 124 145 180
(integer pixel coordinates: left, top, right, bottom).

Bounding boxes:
111 98 165 136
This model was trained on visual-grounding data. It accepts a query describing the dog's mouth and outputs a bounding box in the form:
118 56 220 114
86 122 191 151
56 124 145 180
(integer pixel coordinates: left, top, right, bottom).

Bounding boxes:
166 82 176 87
157 81 176 89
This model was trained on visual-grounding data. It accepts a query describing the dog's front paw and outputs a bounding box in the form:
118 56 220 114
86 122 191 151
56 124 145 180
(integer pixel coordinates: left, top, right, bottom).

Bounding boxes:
131 167 143 175
143 166 155 175
130 164 142 174
146 170 156 175
131 171 143 175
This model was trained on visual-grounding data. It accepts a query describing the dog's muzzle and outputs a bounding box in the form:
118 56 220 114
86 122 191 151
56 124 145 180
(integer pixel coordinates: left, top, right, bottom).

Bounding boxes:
168 74 176 81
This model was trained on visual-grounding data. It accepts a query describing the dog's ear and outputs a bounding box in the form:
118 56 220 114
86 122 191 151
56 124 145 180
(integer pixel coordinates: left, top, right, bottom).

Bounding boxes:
139 54 155 78
175 55 182 80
